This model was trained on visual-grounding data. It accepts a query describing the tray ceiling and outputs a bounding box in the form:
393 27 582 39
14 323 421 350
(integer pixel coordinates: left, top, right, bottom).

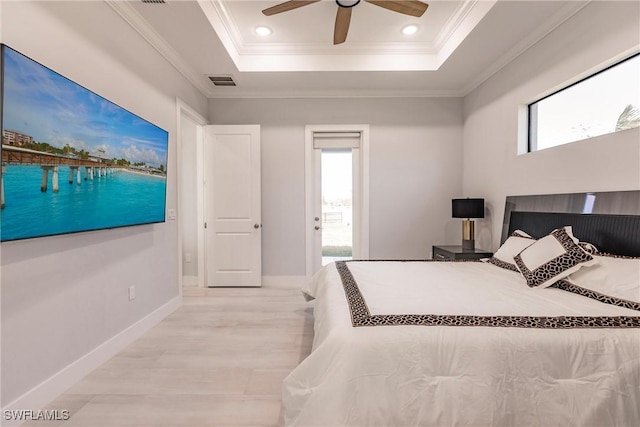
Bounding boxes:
108 0 590 98
196 0 495 71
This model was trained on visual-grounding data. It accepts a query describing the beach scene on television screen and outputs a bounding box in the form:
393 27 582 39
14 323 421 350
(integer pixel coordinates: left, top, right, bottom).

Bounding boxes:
1 46 169 242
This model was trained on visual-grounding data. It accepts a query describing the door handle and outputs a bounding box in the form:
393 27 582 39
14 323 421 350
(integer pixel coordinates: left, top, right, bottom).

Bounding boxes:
314 226 320 230
254 224 261 229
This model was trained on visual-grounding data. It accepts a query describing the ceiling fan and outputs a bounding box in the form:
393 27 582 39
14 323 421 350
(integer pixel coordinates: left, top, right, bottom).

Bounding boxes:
262 0 429 45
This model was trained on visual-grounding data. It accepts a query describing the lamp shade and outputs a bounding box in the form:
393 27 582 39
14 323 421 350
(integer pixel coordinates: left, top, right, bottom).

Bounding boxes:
452 198 485 219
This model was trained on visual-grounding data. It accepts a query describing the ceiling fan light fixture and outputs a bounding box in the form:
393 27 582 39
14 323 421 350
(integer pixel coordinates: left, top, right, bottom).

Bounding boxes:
255 26 272 36
261 0 429 45
402 24 419 36
336 0 360 8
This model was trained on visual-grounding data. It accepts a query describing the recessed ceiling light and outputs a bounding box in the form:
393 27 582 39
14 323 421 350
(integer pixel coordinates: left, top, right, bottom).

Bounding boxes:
255 26 272 37
402 24 419 36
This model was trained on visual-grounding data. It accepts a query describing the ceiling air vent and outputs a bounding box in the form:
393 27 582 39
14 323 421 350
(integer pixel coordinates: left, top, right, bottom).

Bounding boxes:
209 76 237 87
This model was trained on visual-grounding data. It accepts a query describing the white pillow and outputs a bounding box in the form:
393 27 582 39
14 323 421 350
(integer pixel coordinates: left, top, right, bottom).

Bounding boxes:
486 230 535 272
514 227 597 289
568 255 640 303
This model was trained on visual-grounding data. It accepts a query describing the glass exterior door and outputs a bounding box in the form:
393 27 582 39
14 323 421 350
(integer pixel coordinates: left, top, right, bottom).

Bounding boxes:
306 124 369 276
319 149 353 265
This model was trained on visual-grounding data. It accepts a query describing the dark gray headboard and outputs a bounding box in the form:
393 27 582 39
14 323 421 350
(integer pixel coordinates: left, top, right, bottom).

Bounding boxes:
508 211 640 257
502 191 640 257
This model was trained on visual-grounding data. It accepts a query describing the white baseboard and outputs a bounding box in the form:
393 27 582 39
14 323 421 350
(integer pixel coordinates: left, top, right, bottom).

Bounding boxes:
0 296 182 427
261 275 307 289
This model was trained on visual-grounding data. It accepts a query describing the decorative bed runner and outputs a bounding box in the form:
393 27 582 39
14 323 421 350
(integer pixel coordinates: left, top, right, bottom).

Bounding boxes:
335 261 640 329
551 279 640 312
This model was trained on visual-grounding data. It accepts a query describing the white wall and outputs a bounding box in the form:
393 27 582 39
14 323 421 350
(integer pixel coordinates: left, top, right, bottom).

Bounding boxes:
463 0 640 251
209 97 464 275
0 1 207 407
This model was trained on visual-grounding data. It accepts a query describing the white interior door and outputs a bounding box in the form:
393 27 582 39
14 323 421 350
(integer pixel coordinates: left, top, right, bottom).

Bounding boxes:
204 125 261 287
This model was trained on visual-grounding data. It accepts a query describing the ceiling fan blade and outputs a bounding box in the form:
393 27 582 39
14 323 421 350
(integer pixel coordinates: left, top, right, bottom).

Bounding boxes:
262 0 321 16
334 6 352 45
365 0 428 17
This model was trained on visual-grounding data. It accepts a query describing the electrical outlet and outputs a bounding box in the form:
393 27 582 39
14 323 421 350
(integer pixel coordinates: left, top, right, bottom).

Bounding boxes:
185 252 192 263
167 209 176 220
128 286 136 301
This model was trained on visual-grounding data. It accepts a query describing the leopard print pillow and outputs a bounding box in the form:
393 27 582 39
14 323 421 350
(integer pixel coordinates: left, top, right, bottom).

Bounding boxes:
514 227 597 288
486 230 536 272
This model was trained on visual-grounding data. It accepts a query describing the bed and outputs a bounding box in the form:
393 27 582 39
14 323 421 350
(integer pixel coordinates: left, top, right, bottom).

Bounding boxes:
282 192 640 426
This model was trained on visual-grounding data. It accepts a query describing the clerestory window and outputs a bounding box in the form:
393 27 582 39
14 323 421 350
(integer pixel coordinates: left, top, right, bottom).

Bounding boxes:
528 53 639 152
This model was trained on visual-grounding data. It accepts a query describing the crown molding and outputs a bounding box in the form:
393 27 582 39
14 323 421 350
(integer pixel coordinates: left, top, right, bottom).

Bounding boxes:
107 0 594 100
205 88 466 99
460 0 590 96
213 0 438 56
200 0 496 72
238 41 438 56
434 0 493 51
436 0 497 65
105 0 216 98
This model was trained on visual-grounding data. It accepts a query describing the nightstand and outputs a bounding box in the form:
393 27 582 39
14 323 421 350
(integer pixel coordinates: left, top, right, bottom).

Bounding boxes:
432 245 493 261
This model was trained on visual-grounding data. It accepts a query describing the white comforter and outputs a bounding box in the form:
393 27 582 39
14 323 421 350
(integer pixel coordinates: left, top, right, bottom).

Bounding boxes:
283 261 640 426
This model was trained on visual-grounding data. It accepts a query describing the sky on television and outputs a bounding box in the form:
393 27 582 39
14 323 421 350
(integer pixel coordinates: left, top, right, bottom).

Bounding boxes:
2 46 168 168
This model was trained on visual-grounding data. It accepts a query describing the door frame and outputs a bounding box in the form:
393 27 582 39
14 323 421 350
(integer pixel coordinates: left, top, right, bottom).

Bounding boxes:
304 124 370 277
177 98 208 288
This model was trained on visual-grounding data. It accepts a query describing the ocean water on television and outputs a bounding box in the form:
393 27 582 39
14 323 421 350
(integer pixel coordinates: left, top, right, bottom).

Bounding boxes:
0 165 166 241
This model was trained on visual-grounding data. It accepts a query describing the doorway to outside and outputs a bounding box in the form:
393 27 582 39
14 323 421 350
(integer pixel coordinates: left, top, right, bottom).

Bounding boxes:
305 125 370 276
319 149 353 265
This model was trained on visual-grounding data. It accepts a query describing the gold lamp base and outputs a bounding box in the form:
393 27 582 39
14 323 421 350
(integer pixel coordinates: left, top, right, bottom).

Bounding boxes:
462 219 475 250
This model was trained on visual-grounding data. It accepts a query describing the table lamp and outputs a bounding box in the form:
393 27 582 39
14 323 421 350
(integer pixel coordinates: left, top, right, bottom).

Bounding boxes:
452 198 484 250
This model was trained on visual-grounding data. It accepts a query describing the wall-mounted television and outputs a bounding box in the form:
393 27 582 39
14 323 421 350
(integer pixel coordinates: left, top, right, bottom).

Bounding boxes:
0 44 169 242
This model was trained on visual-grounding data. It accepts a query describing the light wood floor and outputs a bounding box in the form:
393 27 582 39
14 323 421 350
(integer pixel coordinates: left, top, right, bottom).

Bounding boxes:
25 284 314 427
